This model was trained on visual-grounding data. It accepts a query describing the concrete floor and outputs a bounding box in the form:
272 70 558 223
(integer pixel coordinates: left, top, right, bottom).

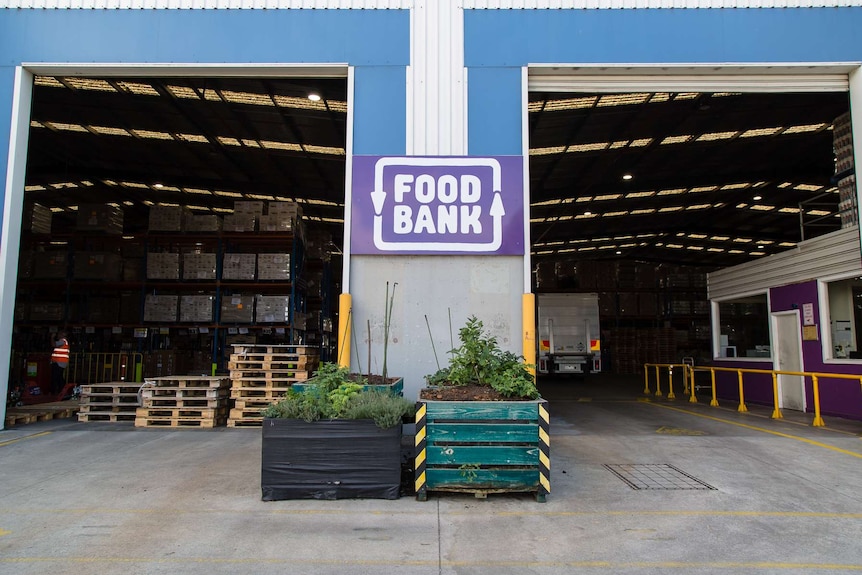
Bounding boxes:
1 374 861 575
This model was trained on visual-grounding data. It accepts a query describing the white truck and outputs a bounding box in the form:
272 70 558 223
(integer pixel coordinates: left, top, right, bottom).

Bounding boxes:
536 293 601 376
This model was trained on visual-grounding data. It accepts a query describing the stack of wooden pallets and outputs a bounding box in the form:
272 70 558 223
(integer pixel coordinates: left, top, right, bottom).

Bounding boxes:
78 382 141 423
135 375 231 428
227 344 319 427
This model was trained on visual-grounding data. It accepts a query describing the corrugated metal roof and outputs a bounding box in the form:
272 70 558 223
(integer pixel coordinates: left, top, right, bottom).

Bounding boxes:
464 0 862 7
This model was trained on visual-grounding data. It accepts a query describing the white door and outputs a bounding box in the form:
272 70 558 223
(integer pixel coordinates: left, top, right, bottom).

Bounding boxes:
773 312 805 411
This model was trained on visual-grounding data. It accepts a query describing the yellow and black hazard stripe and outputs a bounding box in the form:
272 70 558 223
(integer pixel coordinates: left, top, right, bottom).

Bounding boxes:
538 400 550 501
414 401 427 501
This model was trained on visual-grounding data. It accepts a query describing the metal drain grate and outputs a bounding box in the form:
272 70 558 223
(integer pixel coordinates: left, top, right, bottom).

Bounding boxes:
604 464 716 490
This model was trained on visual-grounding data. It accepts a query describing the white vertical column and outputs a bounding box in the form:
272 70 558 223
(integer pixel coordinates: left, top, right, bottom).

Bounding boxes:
849 65 862 256
408 0 466 155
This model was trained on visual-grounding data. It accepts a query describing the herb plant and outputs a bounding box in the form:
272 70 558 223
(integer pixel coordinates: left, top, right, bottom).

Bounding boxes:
427 316 540 399
262 362 414 428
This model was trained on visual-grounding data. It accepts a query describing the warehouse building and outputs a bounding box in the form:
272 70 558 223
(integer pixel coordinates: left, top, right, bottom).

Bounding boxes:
2 1 862 426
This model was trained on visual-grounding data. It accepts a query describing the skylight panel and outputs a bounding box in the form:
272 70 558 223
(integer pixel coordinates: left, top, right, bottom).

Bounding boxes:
658 206 684 212
707 248 725 252
305 144 346 156
697 131 739 142
629 138 653 147
247 194 276 201
177 134 209 143
686 204 712 210
530 96 597 112
34 77 64 88
241 139 262 148
597 93 650 107
783 123 828 134
121 181 149 189
779 242 797 247
794 184 824 191
89 126 131 137
728 249 745 254
166 85 199 100
686 246 705 251
689 186 718 193
630 209 656 215
217 137 241 146
568 142 609 153
673 93 700 100
657 188 686 196
609 141 629 149
750 204 776 211
593 194 622 201
212 207 234 213
221 90 274 107
183 188 211 195
115 81 160 97
661 135 691 145
259 140 303 152
62 78 115 92
529 146 566 156
25 185 46 191
625 191 655 199
649 93 671 103
131 129 173 140
45 122 88 132
603 211 628 217
740 127 782 138
214 190 243 198
807 209 832 216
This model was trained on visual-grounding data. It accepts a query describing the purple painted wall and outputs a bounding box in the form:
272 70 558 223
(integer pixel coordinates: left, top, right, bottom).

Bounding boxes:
715 280 862 420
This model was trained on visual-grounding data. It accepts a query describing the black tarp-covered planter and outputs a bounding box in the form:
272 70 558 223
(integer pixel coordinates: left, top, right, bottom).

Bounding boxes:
261 418 402 500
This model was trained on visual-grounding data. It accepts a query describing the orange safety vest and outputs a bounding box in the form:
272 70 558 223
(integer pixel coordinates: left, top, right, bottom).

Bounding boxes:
51 338 70 367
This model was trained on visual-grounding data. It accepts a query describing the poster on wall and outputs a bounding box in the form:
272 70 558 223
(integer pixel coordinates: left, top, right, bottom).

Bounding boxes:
350 156 525 255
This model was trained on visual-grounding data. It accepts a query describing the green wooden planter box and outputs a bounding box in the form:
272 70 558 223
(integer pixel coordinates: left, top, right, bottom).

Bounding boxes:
414 399 550 502
291 376 403 397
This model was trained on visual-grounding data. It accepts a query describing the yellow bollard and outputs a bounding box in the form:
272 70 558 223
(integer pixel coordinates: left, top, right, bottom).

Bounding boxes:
737 369 748 412
654 365 663 397
667 366 676 400
643 365 651 395
688 366 698 403
811 375 825 427
710 369 719 407
337 293 352 369
522 294 537 378
771 372 783 419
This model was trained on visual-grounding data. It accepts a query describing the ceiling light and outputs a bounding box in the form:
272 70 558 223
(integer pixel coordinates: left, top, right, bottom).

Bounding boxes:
622 174 633 181
753 195 762 201
616 250 622 255
153 183 164 189
308 93 322 102
584 211 592 216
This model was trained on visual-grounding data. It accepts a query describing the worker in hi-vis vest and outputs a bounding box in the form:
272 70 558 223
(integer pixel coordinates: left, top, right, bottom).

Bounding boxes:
50 331 70 396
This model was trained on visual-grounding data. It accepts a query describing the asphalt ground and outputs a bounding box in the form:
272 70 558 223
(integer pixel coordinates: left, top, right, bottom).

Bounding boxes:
1 373 861 575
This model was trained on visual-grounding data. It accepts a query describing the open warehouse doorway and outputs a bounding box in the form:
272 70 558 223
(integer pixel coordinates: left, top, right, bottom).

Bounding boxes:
526 67 857 383
5 68 349 415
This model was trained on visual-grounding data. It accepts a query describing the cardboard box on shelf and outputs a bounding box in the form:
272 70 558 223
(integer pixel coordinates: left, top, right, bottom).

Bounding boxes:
73 252 123 281
222 253 257 280
182 253 217 280
221 294 255 323
143 294 178 323
255 295 290 323
148 205 191 232
185 214 222 232
147 253 180 280
32 252 68 279
179 295 214 323
77 204 124 234
223 213 256 232
257 254 291 280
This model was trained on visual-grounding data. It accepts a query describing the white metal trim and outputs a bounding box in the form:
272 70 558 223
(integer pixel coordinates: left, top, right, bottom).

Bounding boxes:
343 66 355 293
522 65 532 294
0 67 33 428
529 66 854 93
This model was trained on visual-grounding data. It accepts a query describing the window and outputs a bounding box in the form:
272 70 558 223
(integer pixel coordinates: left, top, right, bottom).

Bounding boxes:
824 277 862 359
715 294 771 358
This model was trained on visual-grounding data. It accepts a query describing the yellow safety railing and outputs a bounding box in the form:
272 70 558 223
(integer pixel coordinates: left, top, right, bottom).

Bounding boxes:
68 352 144 384
644 363 862 427
643 363 697 403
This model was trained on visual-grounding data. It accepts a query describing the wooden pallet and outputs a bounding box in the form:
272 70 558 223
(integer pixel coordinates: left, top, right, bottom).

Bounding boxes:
231 344 319 356
230 370 311 382
228 358 317 371
143 376 230 389
78 398 140 408
134 417 223 428
5 401 81 427
78 412 136 423
230 387 291 400
232 398 275 410
78 405 139 414
80 384 143 395
141 387 227 399
226 417 264 428
5 412 36 427
142 397 225 409
135 407 228 419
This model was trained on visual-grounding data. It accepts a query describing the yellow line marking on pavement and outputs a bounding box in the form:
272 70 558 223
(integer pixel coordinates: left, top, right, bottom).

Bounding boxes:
647 402 862 459
0 529 11 536
0 557 860 570
0 431 52 448
494 510 862 519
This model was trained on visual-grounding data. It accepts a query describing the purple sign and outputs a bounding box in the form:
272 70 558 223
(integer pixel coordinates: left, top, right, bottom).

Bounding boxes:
350 156 525 255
